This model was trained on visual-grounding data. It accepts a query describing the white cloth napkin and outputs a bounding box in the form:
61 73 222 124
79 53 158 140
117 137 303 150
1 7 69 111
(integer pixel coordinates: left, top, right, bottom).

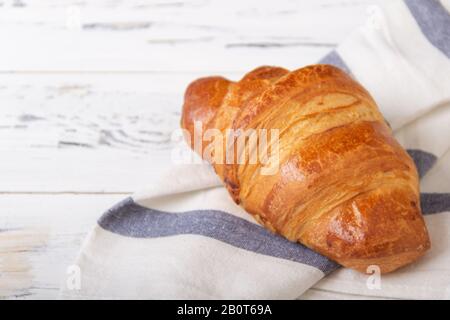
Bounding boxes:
61 0 450 299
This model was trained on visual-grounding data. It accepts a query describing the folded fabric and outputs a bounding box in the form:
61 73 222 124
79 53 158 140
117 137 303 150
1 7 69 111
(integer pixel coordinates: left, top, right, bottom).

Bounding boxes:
60 0 450 299
309 0 450 300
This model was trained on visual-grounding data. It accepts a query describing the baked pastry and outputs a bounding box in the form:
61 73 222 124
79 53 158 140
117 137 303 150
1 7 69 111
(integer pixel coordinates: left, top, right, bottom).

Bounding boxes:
181 64 430 273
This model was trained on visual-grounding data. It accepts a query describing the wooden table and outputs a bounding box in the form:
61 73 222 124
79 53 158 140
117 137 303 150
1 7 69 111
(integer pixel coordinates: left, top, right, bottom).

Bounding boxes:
0 0 379 299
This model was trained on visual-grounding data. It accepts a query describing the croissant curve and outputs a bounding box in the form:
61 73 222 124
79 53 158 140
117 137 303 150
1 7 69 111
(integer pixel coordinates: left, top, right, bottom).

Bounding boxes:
181 64 430 273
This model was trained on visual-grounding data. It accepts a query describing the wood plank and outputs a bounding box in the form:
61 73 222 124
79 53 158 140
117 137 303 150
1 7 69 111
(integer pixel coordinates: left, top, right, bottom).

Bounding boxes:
0 72 227 192
0 0 377 72
0 193 126 299
0 0 386 302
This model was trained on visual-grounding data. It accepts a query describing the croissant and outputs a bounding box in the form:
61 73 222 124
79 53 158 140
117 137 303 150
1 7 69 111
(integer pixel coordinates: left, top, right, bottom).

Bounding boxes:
181 64 430 273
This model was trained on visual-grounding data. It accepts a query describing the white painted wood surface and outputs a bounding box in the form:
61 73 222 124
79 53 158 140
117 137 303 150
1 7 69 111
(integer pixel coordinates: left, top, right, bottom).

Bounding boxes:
0 0 378 299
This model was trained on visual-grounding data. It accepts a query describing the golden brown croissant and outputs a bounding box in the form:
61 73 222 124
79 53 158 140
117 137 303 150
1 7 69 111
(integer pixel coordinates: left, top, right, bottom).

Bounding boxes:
181 64 430 273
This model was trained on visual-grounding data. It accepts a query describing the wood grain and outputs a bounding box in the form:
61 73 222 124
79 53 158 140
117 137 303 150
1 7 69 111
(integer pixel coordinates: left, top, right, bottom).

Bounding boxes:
0 0 377 72
0 0 379 299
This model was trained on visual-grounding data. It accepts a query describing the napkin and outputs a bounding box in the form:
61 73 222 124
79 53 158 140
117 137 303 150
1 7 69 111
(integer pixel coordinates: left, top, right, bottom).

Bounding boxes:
61 0 450 299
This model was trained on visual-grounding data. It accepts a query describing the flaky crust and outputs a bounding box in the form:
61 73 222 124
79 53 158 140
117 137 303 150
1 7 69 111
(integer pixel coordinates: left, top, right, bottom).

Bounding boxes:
181 64 430 273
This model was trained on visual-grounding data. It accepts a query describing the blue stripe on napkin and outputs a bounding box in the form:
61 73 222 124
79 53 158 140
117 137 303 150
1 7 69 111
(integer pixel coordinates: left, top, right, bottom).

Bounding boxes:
98 197 339 274
405 0 450 58
98 148 448 275
421 193 450 215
